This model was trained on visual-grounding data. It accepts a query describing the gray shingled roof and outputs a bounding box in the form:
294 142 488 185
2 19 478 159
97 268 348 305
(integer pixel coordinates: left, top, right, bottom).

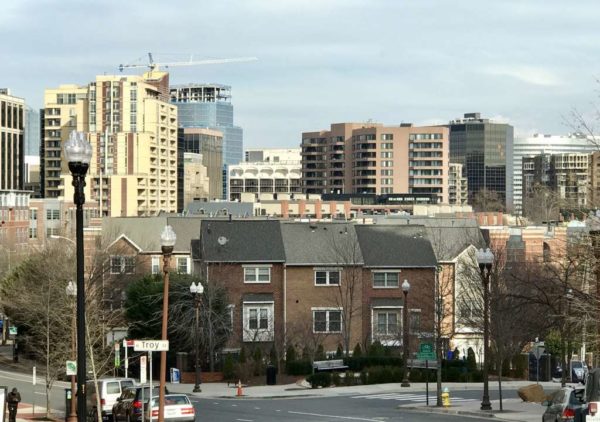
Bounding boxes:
373 216 485 261
354 225 437 268
200 220 285 263
280 222 364 265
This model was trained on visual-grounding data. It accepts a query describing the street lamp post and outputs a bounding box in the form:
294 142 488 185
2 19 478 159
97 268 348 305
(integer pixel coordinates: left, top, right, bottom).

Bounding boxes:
476 247 494 411
401 279 411 388
66 281 77 422
190 281 204 393
563 288 574 387
159 226 176 422
64 131 92 422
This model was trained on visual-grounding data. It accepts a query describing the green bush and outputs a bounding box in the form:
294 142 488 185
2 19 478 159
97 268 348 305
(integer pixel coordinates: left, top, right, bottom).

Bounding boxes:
467 347 477 372
368 341 385 356
286 345 297 364
443 367 461 382
344 371 357 386
360 366 404 385
332 372 341 386
223 354 235 382
307 372 331 388
353 343 363 358
336 344 344 358
286 360 312 376
360 368 368 385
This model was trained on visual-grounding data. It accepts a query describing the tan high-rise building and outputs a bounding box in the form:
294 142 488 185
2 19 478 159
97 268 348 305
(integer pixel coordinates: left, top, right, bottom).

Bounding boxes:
449 163 468 205
182 152 210 206
301 122 449 203
179 127 223 200
43 71 178 216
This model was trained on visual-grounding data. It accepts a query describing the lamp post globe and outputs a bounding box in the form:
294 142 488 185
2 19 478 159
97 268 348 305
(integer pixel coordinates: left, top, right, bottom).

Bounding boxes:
401 279 411 387
158 225 176 422
64 131 92 422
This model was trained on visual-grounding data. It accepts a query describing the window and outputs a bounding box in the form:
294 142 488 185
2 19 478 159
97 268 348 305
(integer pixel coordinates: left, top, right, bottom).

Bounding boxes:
381 133 394 140
244 266 271 283
381 178 393 185
28 227 37 239
373 272 399 288
381 169 393 176
243 302 274 342
375 311 399 335
106 382 120 394
313 309 342 333
381 152 393 158
381 160 393 167
30 209 37 220
410 310 421 334
151 256 160 274
110 256 135 274
46 209 60 220
314 269 340 286
381 142 394 149
177 257 190 274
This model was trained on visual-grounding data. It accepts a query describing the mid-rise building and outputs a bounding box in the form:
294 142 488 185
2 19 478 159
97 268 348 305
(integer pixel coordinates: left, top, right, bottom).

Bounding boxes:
0 89 25 191
508 133 598 214
0 190 30 250
448 163 468 205
182 152 210 207
43 71 179 216
25 107 40 156
170 84 243 198
523 153 590 207
448 113 513 205
229 148 302 201
301 122 449 203
179 127 223 202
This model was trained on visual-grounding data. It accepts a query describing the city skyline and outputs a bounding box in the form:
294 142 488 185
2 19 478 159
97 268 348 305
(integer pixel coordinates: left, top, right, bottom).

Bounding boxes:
2 0 599 149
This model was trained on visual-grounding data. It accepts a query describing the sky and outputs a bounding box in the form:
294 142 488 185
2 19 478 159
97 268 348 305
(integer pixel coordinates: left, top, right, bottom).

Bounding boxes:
2 0 600 148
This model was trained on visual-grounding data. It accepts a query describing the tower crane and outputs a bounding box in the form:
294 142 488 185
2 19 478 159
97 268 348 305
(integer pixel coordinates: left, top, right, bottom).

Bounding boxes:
118 52 258 72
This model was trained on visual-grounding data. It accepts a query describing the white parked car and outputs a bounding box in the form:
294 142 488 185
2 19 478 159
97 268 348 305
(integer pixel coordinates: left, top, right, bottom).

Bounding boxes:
145 394 195 422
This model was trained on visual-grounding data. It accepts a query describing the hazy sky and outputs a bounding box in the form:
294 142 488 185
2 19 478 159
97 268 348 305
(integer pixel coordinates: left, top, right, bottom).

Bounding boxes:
2 0 599 148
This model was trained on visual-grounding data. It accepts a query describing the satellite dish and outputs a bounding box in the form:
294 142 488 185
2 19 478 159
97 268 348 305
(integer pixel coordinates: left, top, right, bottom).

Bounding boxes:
217 236 228 246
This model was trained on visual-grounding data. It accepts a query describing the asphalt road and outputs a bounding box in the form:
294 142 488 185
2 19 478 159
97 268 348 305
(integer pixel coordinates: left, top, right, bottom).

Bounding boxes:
189 389 519 422
0 368 68 411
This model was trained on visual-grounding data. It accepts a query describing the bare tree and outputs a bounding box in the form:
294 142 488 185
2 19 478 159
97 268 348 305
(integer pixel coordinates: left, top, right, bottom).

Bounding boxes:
471 188 505 213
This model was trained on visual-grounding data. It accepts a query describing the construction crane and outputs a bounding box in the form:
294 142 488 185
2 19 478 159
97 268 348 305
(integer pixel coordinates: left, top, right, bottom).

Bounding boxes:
118 52 258 72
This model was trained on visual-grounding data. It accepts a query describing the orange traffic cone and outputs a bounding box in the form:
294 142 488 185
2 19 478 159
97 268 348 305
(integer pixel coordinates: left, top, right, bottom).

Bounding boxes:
236 380 243 397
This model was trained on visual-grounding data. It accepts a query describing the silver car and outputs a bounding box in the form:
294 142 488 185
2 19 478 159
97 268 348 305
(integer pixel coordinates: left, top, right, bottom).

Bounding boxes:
145 394 195 422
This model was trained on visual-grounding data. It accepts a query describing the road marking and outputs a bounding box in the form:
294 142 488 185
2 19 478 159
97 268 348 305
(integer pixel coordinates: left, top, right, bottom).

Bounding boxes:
213 402 219 404
231 404 237 407
35 392 45 395
351 393 476 403
288 411 385 421
236 419 253 422
254 406 260 409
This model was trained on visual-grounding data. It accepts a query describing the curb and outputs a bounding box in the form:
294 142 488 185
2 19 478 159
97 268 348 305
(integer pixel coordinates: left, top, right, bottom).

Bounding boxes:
399 406 531 421
215 394 320 400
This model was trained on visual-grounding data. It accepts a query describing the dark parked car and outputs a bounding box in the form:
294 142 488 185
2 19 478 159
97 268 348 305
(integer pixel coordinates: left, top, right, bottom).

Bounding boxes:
112 385 168 422
542 386 585 422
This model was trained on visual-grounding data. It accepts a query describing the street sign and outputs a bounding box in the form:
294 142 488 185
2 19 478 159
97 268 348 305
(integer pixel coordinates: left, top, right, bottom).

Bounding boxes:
66 360 76 376
533 342 545 360
123 339 134 347
417 342 436 360
140 355 147 384
8 327 17 336
134 340 169 352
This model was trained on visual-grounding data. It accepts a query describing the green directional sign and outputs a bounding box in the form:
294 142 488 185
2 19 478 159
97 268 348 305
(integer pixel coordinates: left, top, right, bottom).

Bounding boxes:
417 342 436 360
8 327 17 336
66 360 77 376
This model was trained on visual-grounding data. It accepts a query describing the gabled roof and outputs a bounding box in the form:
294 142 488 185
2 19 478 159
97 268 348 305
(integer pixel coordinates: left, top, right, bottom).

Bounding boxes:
355 225 437 268
373 216 486 261
200 220 285 263
280 222 363 266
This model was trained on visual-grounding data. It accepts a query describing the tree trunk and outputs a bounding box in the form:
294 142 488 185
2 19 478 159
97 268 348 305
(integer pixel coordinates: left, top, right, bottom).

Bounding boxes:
498 358 503 411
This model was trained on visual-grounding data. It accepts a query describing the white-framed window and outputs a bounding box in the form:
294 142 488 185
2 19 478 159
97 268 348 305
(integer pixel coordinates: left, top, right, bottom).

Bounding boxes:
314 268 340 286
410 309 421 334
151 256 160 275
381 152 393 158
381 169 393 176
28 227 37 239
312 308 342 333
110 256 135 274
176 256 191 274
243 265 271 283
381 160 394 167
381 178 393 185
227 304 235 329
375 310 399 336
243 302 274 342
381 142 394 149
381 133 394 140
373 272 400 288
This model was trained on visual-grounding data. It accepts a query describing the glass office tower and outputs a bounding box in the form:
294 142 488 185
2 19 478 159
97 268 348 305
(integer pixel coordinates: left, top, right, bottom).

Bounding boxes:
448 113 513 205
170 84 243 199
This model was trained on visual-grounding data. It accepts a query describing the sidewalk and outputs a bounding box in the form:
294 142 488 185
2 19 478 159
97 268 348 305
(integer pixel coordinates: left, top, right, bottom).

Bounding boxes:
13 402 64 422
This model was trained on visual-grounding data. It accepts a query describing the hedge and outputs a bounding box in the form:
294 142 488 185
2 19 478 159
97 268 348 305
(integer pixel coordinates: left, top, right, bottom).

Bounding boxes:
307 372 331 388
286 360 313 376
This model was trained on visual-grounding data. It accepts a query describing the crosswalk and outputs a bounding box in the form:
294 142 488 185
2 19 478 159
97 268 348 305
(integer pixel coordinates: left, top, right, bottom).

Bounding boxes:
351 393 477 403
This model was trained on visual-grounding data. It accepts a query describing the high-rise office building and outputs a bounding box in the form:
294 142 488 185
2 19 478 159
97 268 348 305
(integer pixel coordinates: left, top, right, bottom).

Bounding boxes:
301 122 449 203
179 127 223 202
0 89 25 191
448 113 513 205
508 133 597 214
42 71 179 216
170 84 243 198
25 107 40 156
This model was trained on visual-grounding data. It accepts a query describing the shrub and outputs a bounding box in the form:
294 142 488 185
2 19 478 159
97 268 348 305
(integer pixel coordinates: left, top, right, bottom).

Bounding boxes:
360 368 368 385
286 345 297 364
286 360 312 376
239 346 247 364
466 348 477 372
344 356 403 372
307 372 331 389
353 343 363 358
223 354 235 382
336 344 344 358
332 372 341 386
344 371 357 386
443 367 461 382
368 341 385 357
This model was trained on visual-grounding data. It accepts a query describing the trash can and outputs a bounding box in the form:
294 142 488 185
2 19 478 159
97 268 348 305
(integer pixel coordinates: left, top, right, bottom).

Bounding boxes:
64 388 73 421
266 365 277 385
